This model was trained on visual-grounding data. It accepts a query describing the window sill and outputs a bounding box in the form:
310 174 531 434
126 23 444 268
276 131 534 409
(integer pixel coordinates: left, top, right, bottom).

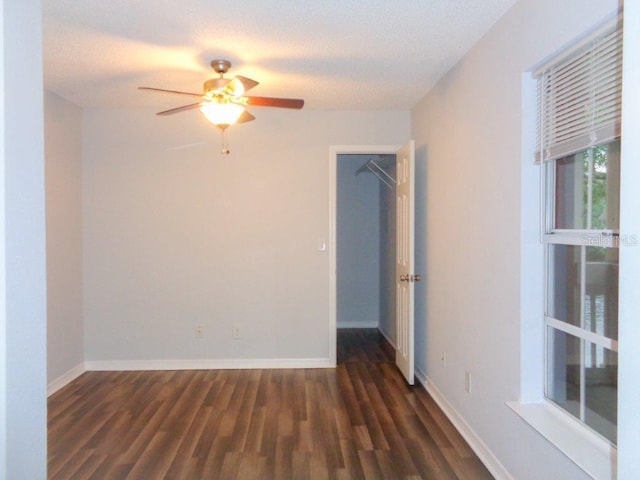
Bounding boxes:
506 400 617 480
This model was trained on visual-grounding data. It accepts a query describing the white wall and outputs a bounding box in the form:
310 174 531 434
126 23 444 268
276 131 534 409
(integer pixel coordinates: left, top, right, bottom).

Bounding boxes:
45 91 84 386
1 0 47 478
82 108 409 365
411 0 618 478
337 154 380 328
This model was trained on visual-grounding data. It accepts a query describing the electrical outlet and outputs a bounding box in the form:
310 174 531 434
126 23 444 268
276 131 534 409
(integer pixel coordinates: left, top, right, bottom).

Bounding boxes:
232 325 241 340
195 325 204 339
465 371 471 394
441 352 446 368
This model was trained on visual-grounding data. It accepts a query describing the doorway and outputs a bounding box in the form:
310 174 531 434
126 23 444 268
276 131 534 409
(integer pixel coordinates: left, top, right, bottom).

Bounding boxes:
336 153 397 335
328 145 401 367
329 143 416 383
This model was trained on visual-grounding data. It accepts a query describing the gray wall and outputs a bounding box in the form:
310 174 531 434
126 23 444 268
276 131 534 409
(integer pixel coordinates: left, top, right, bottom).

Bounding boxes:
618 2 640 475
82 109 410 364
337 155 381 328
411 0 619 478
414 147 427 378
378 159 396 342
1 0 47 477
45 91 84 386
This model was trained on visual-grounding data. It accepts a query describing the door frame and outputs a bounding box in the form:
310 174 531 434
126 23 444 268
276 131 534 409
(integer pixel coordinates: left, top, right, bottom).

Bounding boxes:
329 145 401 366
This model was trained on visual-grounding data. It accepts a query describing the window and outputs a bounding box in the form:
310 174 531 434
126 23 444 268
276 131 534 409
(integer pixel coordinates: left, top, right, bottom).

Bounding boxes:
544 141 620 445
537 17 623 445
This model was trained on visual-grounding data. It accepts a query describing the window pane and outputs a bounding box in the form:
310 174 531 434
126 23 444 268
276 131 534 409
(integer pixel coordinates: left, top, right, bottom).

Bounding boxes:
546 328 580 420
555 156 585 230
548 245 618 338
584 247 618 340
553 141 620 231
547 245 581 327
547 327 618 445
584 344 617 444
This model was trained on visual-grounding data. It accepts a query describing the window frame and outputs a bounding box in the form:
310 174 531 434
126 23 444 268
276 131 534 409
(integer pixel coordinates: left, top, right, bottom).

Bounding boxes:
509 77 617 480
541 141 620 447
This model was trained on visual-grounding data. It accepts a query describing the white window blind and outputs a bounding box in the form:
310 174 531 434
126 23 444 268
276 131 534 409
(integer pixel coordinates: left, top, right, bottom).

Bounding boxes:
536 18 623 162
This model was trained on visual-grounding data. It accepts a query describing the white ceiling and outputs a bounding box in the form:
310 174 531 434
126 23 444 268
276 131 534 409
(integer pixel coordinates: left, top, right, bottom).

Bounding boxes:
43 0 517 110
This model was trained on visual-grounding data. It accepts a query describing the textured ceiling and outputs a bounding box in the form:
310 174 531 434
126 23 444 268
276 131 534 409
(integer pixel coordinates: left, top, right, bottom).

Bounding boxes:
43 0 517 110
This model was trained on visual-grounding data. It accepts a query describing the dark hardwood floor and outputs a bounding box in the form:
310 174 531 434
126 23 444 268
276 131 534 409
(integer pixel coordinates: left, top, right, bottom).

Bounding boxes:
48 329 493 479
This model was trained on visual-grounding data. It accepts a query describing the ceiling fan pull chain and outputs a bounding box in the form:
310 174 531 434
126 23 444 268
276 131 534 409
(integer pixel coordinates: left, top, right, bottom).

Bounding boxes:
221 128 230 155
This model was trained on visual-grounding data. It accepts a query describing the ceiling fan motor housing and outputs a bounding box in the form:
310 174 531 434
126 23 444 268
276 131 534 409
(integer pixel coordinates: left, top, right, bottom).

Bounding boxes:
211 59 231 74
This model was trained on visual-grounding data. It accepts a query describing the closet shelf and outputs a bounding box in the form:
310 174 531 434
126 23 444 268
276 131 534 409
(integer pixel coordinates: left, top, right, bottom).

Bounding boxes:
355 156 396 189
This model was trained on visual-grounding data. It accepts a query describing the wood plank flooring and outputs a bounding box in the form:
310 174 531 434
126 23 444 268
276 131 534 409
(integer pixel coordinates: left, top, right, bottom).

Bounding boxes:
48 329 493 479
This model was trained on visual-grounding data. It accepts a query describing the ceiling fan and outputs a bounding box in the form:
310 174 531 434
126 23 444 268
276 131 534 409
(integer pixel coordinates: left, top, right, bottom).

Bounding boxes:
139 59 304 153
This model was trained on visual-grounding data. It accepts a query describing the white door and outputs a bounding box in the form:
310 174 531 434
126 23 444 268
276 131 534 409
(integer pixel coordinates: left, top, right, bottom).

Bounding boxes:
395 141 416 385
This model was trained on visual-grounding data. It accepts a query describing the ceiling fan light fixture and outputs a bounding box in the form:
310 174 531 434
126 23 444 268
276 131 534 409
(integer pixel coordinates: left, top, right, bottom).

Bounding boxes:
141 59 304 145
200 101 245 129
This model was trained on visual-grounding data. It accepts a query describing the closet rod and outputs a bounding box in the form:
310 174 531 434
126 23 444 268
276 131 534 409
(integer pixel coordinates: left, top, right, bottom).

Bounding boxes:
355 158 395 189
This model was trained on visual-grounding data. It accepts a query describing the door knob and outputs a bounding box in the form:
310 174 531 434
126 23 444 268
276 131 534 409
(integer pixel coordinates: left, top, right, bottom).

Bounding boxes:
400 274 422 282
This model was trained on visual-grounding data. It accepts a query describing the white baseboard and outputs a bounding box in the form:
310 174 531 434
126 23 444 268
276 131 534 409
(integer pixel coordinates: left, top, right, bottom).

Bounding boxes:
48 358 333 393
423 377 514 480
414 365 427 385
377 325 396 348
337 321 379 328
85 357 333 371
48 363 85 397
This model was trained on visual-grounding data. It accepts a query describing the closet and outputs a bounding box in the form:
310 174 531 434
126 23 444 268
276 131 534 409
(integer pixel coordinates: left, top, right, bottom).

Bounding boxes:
336 154 397 344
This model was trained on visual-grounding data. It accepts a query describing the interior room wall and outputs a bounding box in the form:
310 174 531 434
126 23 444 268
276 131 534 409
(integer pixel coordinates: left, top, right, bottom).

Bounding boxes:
378 160 396 343
413 148 428 379
411 0 618 478
1 0 47 477
82 108 409 365
45 91 84 388
336 154 381 328
618 1 640 475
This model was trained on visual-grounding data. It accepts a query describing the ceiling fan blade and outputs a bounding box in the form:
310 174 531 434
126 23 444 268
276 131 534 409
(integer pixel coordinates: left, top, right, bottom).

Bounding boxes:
223 76 259 97
139 86 203 98
236 110 256 124
235 76 259 92
156 102 203 115
245 96 304 109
